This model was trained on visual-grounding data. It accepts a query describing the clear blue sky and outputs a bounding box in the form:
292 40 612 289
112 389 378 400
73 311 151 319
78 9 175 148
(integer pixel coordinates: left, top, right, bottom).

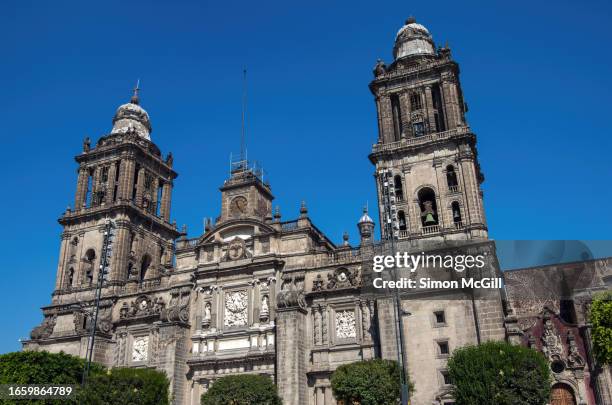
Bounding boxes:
1 0 611 353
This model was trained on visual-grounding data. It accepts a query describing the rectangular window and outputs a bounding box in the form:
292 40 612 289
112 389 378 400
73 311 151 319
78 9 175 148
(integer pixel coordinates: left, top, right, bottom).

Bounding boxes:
438 340 450 355
413 122 424 137
441 370 452 385
434 310 446 324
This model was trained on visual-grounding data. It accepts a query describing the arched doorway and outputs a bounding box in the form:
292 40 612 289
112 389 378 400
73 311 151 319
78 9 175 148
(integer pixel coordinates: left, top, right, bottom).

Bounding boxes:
551 383 576 405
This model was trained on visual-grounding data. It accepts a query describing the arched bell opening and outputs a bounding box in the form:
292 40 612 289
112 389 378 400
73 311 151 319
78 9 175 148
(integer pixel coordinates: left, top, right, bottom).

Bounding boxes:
418 187 438 226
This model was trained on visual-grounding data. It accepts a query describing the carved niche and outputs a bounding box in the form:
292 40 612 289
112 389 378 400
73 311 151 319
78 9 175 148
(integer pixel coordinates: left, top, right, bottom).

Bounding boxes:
224 290 248 327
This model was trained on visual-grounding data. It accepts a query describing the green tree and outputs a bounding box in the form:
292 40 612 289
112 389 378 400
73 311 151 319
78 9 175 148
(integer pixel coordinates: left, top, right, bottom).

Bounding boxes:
447 341 550 405
590 290 612 365
200 374 282 405
0 350 103 405
331 359 405 405
77 367 170 405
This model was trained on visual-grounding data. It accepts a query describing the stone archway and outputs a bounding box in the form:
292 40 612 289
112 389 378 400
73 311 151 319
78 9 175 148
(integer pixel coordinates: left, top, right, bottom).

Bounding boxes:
551 383 576 405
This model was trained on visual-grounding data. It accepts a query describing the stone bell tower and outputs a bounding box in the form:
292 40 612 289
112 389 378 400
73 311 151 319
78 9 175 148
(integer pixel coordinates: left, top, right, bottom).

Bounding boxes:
369 17 488 242
53 87 179 302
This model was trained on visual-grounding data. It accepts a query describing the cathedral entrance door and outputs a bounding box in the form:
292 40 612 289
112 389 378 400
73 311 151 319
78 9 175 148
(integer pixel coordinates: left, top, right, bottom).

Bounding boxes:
551 383 576 405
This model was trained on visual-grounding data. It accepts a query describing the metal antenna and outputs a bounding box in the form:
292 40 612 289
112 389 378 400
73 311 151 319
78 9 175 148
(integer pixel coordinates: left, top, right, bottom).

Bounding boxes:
240 68 247 162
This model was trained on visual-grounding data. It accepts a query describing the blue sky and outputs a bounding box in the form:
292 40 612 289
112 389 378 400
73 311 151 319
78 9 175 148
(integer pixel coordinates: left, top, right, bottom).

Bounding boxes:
1 0 611 353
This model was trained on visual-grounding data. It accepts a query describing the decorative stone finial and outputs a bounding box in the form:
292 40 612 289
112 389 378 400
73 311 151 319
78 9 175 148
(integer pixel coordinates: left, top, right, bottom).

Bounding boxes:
300 201 308 217
274 206 281 221
342 231 350 246
406 16 416 25
130 79 140 105
83 136 91 153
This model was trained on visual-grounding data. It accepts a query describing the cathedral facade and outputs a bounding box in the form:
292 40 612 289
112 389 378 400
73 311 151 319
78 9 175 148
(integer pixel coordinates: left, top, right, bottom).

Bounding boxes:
24 18 612 405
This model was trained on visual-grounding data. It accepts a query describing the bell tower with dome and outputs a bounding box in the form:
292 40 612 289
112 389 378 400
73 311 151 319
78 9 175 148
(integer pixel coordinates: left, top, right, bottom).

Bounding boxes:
369 17 488 242
53 86 179 296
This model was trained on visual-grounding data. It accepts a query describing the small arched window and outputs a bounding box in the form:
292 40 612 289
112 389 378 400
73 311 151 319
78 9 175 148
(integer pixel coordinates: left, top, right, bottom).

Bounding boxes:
140 255 152 283
397 211 407 231
451 201 462 224
67 267 74 287
394 175 404 201
84 249 96 286
446 165 458 189
418 188 438 226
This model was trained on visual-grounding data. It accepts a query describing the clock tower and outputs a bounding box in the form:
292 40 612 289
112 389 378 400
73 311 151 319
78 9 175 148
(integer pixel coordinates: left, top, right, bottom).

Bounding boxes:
217 159 274 224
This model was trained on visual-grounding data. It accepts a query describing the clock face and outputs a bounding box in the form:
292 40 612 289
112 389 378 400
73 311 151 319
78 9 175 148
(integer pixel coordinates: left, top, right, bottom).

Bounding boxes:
230 196 248 217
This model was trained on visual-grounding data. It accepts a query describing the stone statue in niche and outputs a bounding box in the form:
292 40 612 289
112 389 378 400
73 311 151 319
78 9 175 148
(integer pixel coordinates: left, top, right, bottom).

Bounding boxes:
203 302 212 328
260 295 269 322
312 274 324 291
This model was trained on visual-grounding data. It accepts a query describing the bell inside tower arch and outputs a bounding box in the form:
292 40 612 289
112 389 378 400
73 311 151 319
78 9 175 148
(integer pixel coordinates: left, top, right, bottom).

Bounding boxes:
418 187 438 226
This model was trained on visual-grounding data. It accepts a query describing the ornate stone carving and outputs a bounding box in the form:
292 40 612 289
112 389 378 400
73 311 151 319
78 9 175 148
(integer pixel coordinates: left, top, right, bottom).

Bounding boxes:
312 274 324 291
335 310 356 339
30 315 56 340
119 295 165 319
276 276 306 310
132 336 149 362
313 308 322 345
326 267 360 290
542 317 563 362
162 288 190 323
224 290 248 327
225 237 247 261
361 301 372 340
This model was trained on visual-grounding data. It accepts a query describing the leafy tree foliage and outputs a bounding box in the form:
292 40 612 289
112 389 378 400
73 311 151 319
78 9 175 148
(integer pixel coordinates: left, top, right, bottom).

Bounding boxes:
77 367 170 405
590 290 612 365
330 359 404 405
201 374 282 405
0 350 102 405
447 341 550 405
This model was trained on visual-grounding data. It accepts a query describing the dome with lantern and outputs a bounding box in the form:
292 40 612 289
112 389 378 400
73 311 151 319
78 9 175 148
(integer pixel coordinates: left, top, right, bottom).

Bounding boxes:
393 17 436 60
111 86 152 140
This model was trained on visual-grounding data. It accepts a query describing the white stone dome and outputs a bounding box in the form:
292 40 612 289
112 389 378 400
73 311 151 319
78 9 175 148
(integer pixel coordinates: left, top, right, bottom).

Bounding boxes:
111 91 152 140
393 17 435 60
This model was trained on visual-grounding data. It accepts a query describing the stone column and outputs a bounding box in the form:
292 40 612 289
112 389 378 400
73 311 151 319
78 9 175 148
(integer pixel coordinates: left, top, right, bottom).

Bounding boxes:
54 234 70 291
424 85 437 134
380 95 395 143
105 162 117 205
375 96 384 143
160 181 172 222
135 167 145 207
75 167 89 211
441 80 457 130
399 91 411 139
117 159 135 202
449 81 464 127
109 226 128 283
458 155 485 227
376 297 399 361
276 304 308 405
